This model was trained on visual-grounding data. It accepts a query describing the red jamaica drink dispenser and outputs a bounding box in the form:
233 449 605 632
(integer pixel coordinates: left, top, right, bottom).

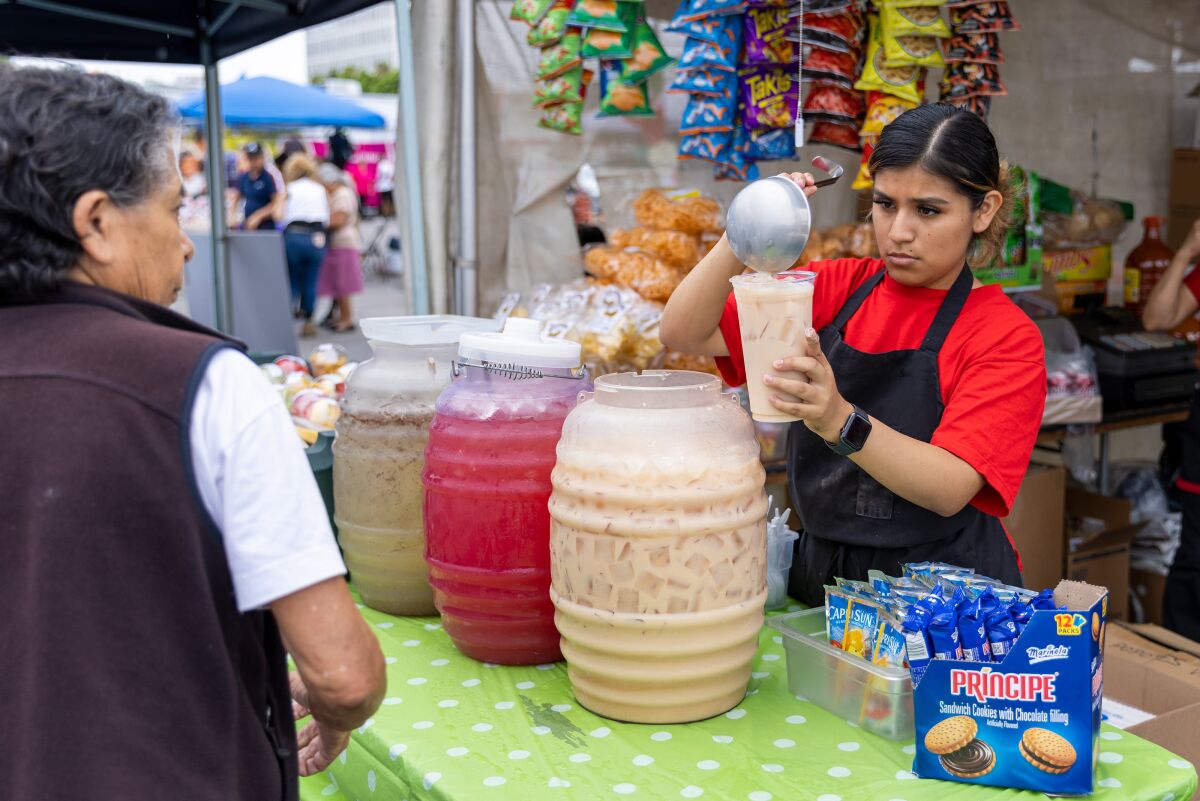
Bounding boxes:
423 318 586 664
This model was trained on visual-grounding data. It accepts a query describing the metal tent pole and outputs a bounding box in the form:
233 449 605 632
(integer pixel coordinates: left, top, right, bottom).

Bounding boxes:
454 0 477 316
200 35 232 333
393 0 430 315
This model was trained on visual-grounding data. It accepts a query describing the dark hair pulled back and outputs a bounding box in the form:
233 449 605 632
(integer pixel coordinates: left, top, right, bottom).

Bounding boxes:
868 103 1015 268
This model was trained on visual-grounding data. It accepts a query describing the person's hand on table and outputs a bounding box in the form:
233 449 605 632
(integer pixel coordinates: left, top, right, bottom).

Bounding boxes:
764 327 853 443
290 670 352 777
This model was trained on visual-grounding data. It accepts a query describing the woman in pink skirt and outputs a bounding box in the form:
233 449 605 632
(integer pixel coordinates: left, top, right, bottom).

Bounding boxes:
317 163 364 332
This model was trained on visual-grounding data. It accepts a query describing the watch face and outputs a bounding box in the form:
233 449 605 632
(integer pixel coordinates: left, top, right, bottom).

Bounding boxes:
844 411 872 450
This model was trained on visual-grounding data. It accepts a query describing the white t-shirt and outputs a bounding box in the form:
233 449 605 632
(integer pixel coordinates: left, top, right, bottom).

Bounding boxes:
282 178 330 227
375 159 395 193
190 348 346 612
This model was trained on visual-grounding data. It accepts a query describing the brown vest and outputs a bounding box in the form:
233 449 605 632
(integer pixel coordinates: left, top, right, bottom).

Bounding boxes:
0 283 298 801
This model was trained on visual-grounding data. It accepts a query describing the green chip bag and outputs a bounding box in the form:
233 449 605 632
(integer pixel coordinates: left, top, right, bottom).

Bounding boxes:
537 29 583 80
854 14 923 105
582 26 632 59
567 0 629 33
534 65 584 108
528 0 572 47
539 101 583 135
619 17 673 84
598 59 654 117
883 33 945 68
511 0 554 26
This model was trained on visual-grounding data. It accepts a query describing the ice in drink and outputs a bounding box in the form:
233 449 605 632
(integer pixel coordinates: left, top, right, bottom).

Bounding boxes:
729 271 815 423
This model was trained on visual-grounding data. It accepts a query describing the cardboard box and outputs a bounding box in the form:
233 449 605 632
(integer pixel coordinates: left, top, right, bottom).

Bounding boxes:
1103 622 1200 797
1044 246 1112 283
1131 568 1168 626
1051 279 1107 315
1065 489 1145 620
1003 465 1066 593
912 580 1108 794
1169 206 1200 253
1170 150 1200 208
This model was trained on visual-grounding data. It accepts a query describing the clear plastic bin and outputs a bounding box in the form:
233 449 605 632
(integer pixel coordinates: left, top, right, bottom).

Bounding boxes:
768 607 914 740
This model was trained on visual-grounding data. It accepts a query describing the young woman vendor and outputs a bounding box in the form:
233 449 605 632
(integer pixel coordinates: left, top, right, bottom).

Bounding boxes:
661 104 1046 606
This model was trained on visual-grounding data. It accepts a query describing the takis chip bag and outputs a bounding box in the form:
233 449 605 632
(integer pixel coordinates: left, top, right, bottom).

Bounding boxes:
826 586 851 649
666 67 735 97
843 598 881 660
855 15 922 105
942 32 1004 64
681 94 736 134
511 0 554 26
533 66 584 107
880 3 951 38
538 101 583 135
940 61 1007 99
527 0 572 47
537 29 583 80
598 60 653 116
738 64 797 129
567 0 628 32
883 33 945 68
620 18 674 84
744 7 797 66
950 2 1020 33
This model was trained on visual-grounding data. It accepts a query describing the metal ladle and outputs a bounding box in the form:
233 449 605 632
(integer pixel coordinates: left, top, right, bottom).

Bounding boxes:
725 157 845 274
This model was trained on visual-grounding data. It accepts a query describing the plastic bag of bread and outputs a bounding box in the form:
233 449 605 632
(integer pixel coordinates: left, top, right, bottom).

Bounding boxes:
609 227 702 271
613 250 684 302
1042 193 1127 249
583 245 625 281
632 188 723 235
662 348 720 377
577 285 632 364
621 296 666 372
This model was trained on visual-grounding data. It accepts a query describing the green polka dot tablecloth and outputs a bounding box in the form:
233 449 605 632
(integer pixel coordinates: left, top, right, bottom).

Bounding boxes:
299 601 1197 801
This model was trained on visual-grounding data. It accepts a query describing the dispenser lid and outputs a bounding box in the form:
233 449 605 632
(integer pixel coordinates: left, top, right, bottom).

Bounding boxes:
458 317 582 369
360 315 500 346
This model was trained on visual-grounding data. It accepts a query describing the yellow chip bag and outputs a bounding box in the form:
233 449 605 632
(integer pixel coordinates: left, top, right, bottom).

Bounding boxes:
883 33 945 68
859 93 917 138
881 3 951 39
854 15 923 105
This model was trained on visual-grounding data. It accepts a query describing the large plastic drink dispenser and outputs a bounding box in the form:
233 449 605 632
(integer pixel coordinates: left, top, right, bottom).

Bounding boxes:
334 316 499 616
423 318 586 665
549 370 769 723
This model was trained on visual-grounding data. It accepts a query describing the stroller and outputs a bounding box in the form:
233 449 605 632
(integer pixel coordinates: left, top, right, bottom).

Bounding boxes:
360 217 403 279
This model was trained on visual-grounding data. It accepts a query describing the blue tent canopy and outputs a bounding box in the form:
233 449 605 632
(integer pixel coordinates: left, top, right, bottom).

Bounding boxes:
178 76 386 129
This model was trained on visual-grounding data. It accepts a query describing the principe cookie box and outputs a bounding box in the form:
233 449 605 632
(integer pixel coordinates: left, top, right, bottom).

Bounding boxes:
769 607 914 740
913 580 1108 794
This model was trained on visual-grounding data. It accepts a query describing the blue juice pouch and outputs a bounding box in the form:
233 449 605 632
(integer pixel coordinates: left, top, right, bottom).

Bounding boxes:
986 605 1019 662
867 570 894 596
929 609 962 660
834 577 879 601
956 597 991 662
843 598 881 660
872 613 907 669
825 586 850 649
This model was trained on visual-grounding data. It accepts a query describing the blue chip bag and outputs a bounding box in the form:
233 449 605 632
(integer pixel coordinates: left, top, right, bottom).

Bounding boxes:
672 0 747 24
679 31 741 73
749 127 797 161
986 605 1019 662
666 67 737 97
681 94 736 134
956 597 992 662
678 129 732 163
826 586 851 649
929 609 962 660
666 13 730 43
714 161 760 181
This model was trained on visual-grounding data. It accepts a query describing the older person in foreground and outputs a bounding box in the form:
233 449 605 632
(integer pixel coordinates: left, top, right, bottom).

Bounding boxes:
0 66 385 800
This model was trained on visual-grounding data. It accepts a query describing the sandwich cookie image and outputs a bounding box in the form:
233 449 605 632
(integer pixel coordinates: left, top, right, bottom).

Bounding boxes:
1019 728 1077 774
924 715 996 778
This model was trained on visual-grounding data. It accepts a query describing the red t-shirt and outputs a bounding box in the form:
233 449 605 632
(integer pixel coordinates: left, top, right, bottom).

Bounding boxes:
717 258 1046 517
1182 264 1200 301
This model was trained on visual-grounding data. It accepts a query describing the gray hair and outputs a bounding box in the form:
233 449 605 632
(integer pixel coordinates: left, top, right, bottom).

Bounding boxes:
0 65 178 296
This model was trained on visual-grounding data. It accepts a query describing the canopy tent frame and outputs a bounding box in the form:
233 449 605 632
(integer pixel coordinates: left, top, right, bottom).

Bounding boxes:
0 0 442 325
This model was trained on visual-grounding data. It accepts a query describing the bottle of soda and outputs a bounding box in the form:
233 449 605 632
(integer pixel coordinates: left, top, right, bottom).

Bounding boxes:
1124 216 1174 321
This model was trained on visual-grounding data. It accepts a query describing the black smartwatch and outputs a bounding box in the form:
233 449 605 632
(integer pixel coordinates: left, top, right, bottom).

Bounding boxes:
825 405 872 456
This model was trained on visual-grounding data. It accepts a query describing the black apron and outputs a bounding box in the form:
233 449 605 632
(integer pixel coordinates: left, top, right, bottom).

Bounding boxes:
786 266 1022 606
1164 392 1200 640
